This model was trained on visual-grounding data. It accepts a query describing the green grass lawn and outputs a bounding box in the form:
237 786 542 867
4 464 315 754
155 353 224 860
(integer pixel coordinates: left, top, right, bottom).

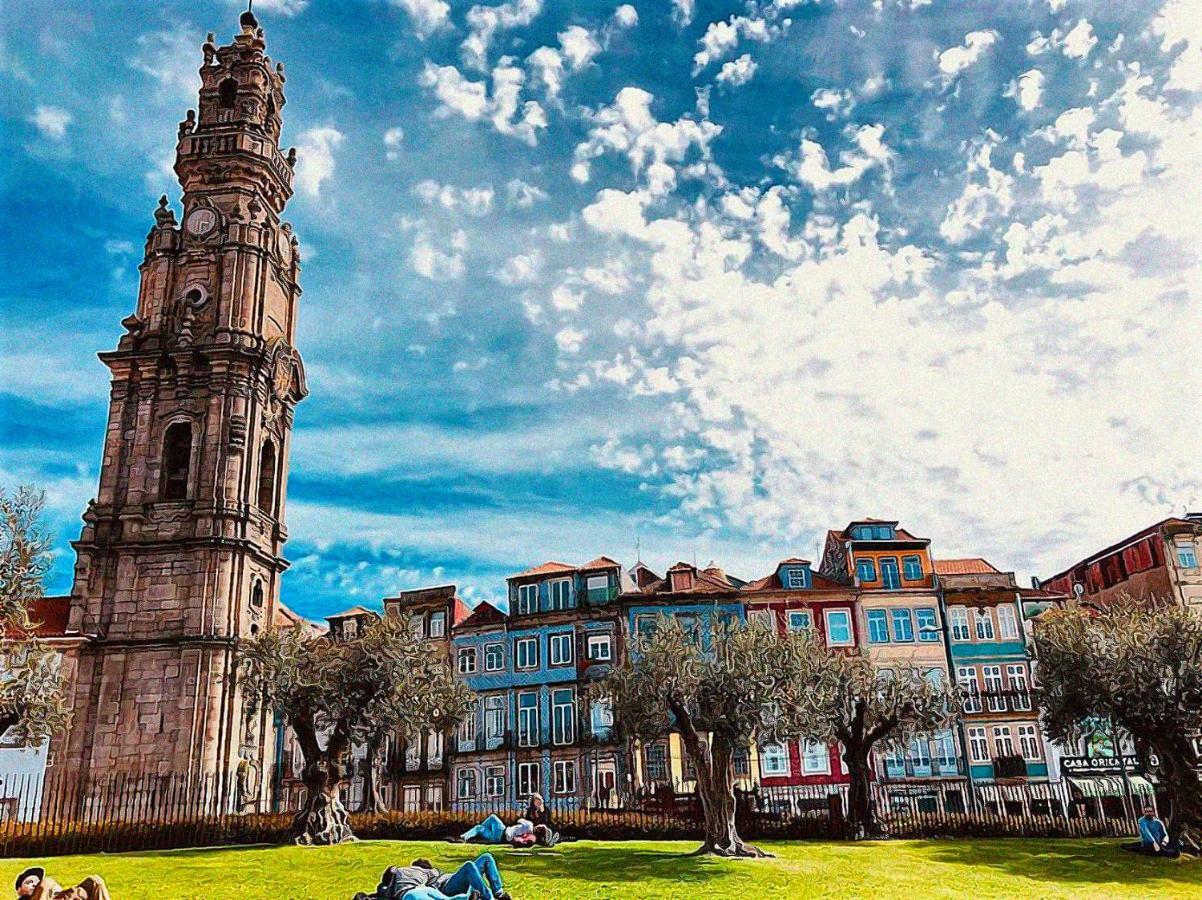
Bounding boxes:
4 839 1199 899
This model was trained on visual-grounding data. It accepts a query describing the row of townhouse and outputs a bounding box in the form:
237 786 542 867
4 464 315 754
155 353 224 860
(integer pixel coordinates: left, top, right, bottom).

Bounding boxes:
434 519 1064 817
273 514 1200 819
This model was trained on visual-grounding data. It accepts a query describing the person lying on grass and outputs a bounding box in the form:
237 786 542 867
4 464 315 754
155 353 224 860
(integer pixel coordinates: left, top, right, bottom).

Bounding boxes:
14 867 110 900
352 853 513 900
451 812 558 848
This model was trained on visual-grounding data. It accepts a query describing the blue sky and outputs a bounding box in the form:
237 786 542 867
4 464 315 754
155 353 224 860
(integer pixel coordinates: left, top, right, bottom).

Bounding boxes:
2 0 1199 619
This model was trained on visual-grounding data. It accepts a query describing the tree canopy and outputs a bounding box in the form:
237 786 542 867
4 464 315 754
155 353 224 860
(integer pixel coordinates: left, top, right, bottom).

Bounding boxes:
0 486 72 746
240 616 472 844
1034 598 1202 849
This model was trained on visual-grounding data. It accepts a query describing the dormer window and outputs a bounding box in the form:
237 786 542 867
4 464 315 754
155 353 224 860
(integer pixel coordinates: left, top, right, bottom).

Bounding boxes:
670 569 693 592
516 583 538 614
784 567 808 589
851 524 895 541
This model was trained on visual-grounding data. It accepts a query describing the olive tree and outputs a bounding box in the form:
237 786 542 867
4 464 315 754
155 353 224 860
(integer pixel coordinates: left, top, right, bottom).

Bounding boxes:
240 617 472 845
599 615 819 857
1034 598 1202 851
795 648 959 838
0 486 72 745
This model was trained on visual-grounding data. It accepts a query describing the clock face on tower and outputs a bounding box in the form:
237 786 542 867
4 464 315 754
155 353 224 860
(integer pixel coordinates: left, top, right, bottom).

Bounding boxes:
185 207 218 237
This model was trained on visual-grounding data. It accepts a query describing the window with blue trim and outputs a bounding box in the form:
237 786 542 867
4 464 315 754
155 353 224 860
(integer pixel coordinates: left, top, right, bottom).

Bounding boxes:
785 567 807 589
516 583 537 615
1178 545 1199 568
902 555 923 581
866 609 889 644
915 608 939 642
880 557 901 590
891 608 914 642
787 610 812 632
824 609 853 647
856 559 877 583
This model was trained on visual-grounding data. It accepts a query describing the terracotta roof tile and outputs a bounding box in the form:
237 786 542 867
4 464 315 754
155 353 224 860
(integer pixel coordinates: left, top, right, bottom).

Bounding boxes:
580 556 622 571
934 557 1000 575
326 605 379 620
509 561 577 579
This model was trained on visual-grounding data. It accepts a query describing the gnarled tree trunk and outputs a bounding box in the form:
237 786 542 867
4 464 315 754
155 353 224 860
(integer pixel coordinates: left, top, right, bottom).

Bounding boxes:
291 718 356 845
1151 735 1202 853
670 698 771 858
843 744 876 840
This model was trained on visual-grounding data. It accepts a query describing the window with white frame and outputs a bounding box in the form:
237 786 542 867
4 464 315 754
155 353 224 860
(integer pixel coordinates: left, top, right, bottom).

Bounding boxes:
956 666 980 712
933 730 957 769
485 765 505 798
484 695 506 743
554 759 577 795
429 611 446 638
457 767 477 799
515 636 539 670
909 736 931 769
586 574 609 598
1006 664 1031 709
457 647 477 674
996 605 1020 640
788 610 813 632
484 642 504 672
1017 724 1042 761
1178 543 1199 569
457 700 477 751
992 725 1015 758
428 731 444 767
517 583 538 614
975 608 995 641
591 697 614 737
517 762 540 798
949 606 971 642
586 634 612 661
983 665 1005 711
549 632 574 666
915 607 940 642
760 743 789 777
517 691 539 747
824 609 854 646
967 726 989 763
801 740 830 774
548 578 572 610
785 567 807 589
552 688 576 745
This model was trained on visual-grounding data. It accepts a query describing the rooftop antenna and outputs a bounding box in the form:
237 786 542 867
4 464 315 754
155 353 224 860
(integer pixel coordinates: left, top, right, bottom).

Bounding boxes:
635 529 641 564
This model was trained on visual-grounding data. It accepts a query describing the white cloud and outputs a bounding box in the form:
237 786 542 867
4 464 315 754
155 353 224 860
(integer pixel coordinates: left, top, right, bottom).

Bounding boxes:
294 126 344 198
937 30 999 78
410 232 466 280
1059 19 1097 59
789 124 891 191
1012 69 1045 110
390 0 451 38
573 87 722 195
420 61 547 146
383 126 404 160
554 326 586 353
560 25 601 70
130 27 198 103
30 105 71 139
811 87 855 120
939 140 1015 243
413 180 495 215
672 0 695 27
612 4 638 29
506 178 548 207
494 249 544 284
693 16 772 73
528 26 600 101
716 54 758 88
462 0 543 71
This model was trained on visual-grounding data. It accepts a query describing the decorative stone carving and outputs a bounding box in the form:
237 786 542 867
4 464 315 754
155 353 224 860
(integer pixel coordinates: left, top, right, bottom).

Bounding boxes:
154 195 177 229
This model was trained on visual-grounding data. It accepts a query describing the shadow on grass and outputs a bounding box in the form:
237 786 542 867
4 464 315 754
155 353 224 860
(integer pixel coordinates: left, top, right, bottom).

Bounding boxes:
490 843 732 886
914 838 1201 888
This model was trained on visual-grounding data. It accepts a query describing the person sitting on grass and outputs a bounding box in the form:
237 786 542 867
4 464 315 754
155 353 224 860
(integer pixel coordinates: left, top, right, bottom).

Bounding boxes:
522 793 560 847
14 867 110 900
1122 806 1181 858
353 854 513 900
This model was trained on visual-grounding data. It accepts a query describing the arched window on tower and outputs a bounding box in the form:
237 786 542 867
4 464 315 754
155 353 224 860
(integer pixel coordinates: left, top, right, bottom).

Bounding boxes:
161 422 192 501
218 78 238 110
258 439 277 514
251 580 264 610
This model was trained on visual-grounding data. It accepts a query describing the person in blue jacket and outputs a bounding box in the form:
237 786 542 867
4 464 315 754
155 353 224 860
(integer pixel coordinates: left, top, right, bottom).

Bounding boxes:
1123 806 1180 858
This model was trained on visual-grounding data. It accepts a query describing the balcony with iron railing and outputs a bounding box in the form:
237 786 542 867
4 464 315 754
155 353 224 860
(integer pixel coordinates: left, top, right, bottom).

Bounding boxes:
880 756 966 781
991 754 1028 779
961 689 1034 715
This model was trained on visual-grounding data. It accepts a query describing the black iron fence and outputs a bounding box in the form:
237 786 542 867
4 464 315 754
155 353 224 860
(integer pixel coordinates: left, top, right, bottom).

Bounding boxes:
0 768 1153 858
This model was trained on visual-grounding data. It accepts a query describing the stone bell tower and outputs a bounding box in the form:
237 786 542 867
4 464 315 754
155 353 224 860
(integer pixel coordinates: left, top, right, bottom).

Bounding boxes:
61 8 306 789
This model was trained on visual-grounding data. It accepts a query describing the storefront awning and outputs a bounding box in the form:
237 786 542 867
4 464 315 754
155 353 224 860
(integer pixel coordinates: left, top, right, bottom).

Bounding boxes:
1067 775 1155 799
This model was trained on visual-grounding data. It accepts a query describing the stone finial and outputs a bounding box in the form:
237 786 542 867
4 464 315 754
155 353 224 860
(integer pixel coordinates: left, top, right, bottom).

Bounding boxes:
154 195 177 228
202 33 217 65
276 61 286 81
248 195 263 222
286 147 297 167
178 109 196 140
